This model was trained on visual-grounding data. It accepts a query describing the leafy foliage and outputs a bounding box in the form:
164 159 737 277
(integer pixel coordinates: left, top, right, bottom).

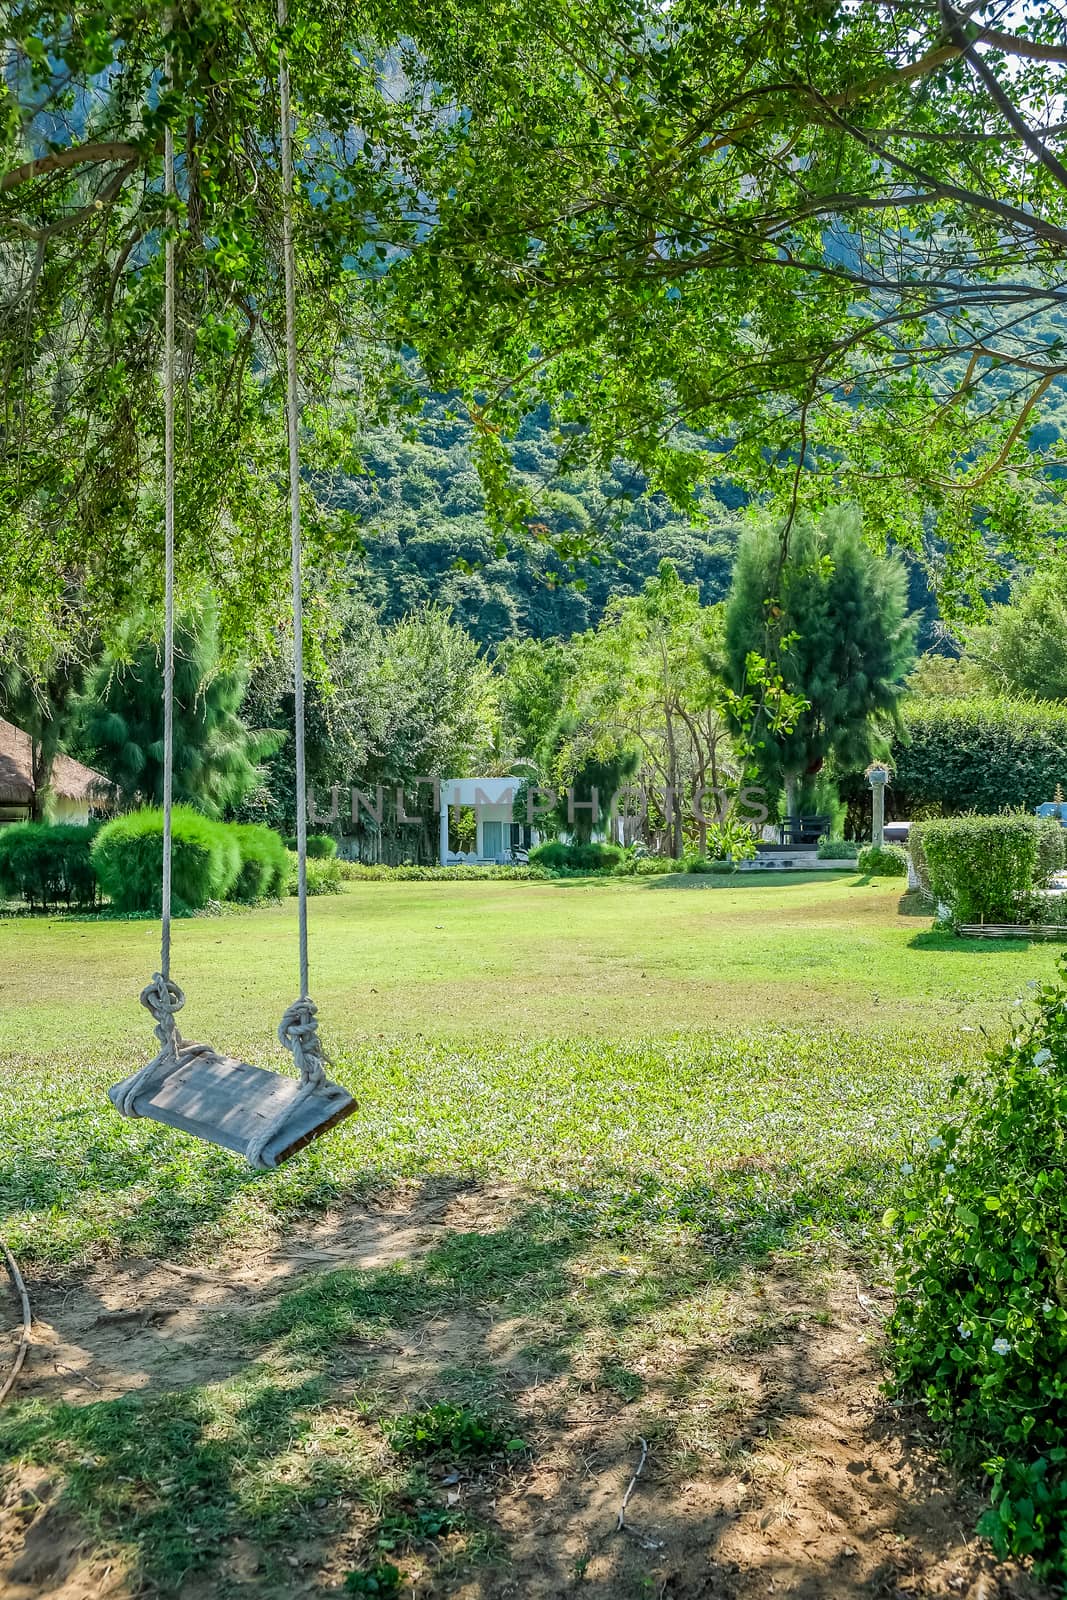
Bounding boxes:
817 837 859 861
383 1403 523 1462
894 700 1067 817
78 598 276 817
0 823 98 909
527 840 623 872
887 968 1067 1579
349 400 745 646
0 0 419 665
230 825 289 903
723 509 915 811
285 852 345 898
857 843 908 878
912 816 1046 924
91 806 240 913
282 833 337 859
388 0 1067 605
964 553 1067 701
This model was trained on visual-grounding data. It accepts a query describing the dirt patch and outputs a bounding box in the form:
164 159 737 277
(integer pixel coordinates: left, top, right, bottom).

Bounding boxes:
0 1186 1050 1600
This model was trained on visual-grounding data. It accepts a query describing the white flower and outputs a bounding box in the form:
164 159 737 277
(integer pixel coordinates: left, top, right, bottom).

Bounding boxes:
900 1161 914 1176
958 1323 972 1340
1013 999 1024 1008
928 1134 945 1151
1034 1048 1052 1067
944 1162 956 1175
1043 1300 1054 1315
992 1337 1011 1356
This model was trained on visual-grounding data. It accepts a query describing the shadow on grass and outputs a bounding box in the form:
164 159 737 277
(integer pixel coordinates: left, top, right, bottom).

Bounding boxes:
908 928 1035 953
0 1158 910 1597
640 869 853 891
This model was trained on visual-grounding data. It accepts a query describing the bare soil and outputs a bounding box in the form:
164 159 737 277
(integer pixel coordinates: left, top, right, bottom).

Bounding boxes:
0 1186 1051 1600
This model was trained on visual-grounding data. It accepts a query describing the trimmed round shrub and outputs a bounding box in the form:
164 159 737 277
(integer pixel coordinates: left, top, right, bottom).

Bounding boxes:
232 824 289 901
857 843 908 877
887 966 1067 1580
283 832 337 858
92 806 239 912
917 815 1041 924
817 836 859 860
0 822 98 909
529 840 622 872
286 851 344 896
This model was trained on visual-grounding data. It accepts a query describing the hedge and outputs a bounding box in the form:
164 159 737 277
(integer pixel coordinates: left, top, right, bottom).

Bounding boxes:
528 840 624 872
817 837 859 860
893 698 1067 816
91 807 242 913
912 814 1054 924
340 862 547 881
0 823 98 909
283 832 337 858
232 824 290 901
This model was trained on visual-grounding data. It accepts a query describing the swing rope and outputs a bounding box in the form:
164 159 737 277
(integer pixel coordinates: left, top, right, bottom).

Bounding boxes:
136 50 187 1082
115 7 329 1167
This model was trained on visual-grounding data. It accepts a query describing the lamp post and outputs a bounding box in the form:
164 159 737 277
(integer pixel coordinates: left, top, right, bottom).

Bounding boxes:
866 763 890 849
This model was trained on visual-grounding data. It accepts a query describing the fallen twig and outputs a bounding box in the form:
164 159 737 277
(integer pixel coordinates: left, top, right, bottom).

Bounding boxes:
155 1260 254 1288
0 1239 31 1406
617 1436 649 1532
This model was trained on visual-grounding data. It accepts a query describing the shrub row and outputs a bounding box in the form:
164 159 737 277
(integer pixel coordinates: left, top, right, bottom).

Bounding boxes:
339 862 548 882
89 808 290 913
528 840 624 872
910 814 1064 924
0 823 100 909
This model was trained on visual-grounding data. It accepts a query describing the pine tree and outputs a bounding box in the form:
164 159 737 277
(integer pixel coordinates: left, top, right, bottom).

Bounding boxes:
78 594 278 817
723 508 916 816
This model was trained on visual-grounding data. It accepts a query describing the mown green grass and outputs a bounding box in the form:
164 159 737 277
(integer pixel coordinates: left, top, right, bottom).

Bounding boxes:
0 875 1050 1265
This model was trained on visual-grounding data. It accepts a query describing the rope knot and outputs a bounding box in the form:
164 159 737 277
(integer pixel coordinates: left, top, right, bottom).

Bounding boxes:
140 973 186 1057
278 996 328 1088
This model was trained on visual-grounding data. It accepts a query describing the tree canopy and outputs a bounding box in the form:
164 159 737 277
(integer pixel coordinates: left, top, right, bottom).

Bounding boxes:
385 0 1067 605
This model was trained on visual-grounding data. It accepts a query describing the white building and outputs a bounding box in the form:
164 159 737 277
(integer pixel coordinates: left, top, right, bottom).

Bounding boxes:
438 777 539 865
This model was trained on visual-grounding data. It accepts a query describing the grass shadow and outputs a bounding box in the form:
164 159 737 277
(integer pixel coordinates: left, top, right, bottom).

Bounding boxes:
908 928 1036 953
0 1164 899 1595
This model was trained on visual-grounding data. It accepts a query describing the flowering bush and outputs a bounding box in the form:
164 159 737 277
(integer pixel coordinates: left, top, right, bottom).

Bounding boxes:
886 965 1067 1577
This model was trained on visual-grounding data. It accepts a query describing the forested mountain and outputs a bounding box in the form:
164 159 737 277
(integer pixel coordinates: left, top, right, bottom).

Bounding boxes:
327 392 950 652
334 394 747 647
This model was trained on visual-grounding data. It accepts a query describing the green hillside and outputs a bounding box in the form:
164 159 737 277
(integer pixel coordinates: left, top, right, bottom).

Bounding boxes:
339 395 746 646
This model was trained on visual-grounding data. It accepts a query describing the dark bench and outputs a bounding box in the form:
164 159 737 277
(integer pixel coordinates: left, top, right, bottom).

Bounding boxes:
778 814 831 848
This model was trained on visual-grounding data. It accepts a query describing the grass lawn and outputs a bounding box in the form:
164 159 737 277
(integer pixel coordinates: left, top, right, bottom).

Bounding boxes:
0 874 1057 1598
0 872 1055 1265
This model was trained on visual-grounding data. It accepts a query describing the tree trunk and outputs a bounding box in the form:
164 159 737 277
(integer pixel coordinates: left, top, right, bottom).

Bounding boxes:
784 772 799 823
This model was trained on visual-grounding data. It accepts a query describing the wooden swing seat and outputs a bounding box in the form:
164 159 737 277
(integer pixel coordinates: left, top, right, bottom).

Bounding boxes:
109 1041 357 1169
